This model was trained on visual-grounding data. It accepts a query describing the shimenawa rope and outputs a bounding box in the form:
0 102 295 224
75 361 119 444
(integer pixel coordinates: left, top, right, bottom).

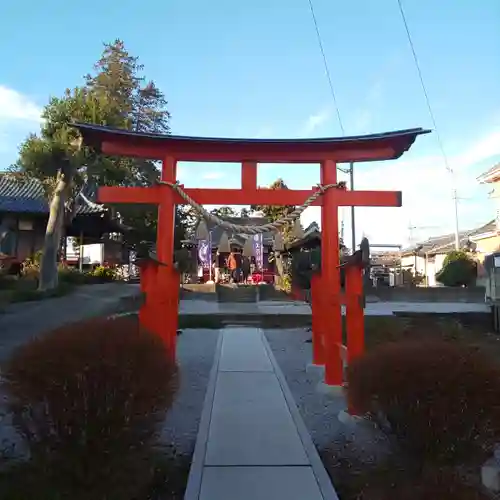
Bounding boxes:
156 180 346 234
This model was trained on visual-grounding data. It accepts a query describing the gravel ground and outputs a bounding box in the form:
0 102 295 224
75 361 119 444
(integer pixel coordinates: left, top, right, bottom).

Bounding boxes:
264 328 345 449
264 328 392 462
0 283 140 363
160 328 219 455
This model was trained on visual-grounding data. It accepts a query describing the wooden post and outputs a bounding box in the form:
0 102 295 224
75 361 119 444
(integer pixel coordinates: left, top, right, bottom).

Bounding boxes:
345 264 365 363
311 272 325 366
79 230 84 272
320 160 343 386
152 156 179 359
241 161 257 191
344 263 365 415
139 260 156 335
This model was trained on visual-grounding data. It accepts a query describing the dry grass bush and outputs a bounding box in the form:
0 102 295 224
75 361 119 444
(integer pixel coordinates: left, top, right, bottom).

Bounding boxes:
323 443 492 500
0 315 179 498
346 339 500 465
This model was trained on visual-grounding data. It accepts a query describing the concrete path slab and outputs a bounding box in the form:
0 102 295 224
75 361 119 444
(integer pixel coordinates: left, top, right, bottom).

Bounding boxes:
199 466 324 500
218 327 273 372
185 326 339 500
205 371 309 466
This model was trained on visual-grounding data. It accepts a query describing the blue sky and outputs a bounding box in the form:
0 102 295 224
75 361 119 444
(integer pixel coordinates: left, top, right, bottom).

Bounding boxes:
1 0 499 246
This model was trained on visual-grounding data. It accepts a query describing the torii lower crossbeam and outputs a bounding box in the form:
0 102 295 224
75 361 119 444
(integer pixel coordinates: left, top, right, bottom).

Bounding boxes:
97 185 401 208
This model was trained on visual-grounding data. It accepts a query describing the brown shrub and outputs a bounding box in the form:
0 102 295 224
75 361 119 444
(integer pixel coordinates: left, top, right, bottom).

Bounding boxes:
322 446 489 500
1 315 178 494
346 339 500 464
403 468 491 500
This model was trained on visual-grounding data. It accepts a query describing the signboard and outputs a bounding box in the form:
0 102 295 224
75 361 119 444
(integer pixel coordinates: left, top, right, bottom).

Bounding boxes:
252 233 263 270
197 233 212 269
18 220 34 231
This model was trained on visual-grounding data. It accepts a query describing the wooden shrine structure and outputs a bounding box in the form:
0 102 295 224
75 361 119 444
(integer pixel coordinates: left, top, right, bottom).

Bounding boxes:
74 123 429 387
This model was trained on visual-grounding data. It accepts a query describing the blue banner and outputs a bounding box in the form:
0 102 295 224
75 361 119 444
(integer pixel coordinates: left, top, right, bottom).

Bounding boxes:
252 233 263 270
197 233 212 269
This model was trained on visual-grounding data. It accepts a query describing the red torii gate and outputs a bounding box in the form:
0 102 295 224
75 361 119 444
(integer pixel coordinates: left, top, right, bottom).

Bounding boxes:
74 123 429 387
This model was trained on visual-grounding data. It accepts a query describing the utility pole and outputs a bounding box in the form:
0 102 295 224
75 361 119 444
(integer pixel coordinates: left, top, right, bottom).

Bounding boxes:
452 187 460 250
338 163 356 253
408 220 414 245
349 162 356 253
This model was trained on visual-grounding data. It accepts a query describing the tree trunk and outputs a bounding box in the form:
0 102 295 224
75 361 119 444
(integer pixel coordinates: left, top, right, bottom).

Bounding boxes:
38 164 74 291
0 223 9 250
274 251 285 286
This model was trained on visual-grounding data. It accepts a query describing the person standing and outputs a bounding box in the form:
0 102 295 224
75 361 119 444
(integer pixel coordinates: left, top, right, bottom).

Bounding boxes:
227 249 243 283
227 250 237 283
234 249 243 283
242 254 251 284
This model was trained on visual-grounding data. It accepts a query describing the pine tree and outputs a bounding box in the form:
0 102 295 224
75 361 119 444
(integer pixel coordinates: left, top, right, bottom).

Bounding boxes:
85 39 141 128
13 39 179 290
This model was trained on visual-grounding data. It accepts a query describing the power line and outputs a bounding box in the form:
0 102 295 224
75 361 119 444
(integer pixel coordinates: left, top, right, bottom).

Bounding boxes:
307 0 345 135
396 0 450 174
396 0 460 250
307 0 357 252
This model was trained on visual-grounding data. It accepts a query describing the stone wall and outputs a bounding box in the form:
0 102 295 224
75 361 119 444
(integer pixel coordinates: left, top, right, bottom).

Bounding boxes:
367 286 486 303
179 283 487 304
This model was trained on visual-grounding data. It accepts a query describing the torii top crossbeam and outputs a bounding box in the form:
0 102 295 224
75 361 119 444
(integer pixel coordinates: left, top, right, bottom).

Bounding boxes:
75 123 429 163
73 123 430 207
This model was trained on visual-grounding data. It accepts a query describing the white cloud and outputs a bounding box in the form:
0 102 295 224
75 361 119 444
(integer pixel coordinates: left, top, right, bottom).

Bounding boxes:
0 131 10 153
202 171 224 180
0 85 42 123
301 108 331 136
350 79 384 134
300 129 500 248
351 110 373 134
253 126 274 139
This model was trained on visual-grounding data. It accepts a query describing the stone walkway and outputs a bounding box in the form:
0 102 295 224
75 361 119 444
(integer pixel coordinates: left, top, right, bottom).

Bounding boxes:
179 299 490 316
185 327 338 500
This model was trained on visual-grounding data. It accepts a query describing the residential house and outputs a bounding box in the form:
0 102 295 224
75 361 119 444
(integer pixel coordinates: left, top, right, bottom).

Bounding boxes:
0 175 127 265
400 220 499 287
477 163 500 230
398 162 500 286
474 164 500 283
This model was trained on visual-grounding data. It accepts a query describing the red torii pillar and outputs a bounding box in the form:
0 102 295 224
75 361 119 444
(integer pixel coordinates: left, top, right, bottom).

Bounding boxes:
73 123 429 387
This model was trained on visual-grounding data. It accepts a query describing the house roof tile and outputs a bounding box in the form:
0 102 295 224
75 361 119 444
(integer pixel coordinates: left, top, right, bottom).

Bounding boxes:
402 219 498 256
0 175 106 216
205 217 274 248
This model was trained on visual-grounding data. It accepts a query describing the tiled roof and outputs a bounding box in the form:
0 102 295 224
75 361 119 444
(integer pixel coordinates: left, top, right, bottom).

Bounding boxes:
206 217 274 248
0 175 106 216
371 251 401 267
477 163 500 183
402 219 497 256
286 222 321 251
469 219 496 237
0 176 47 213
